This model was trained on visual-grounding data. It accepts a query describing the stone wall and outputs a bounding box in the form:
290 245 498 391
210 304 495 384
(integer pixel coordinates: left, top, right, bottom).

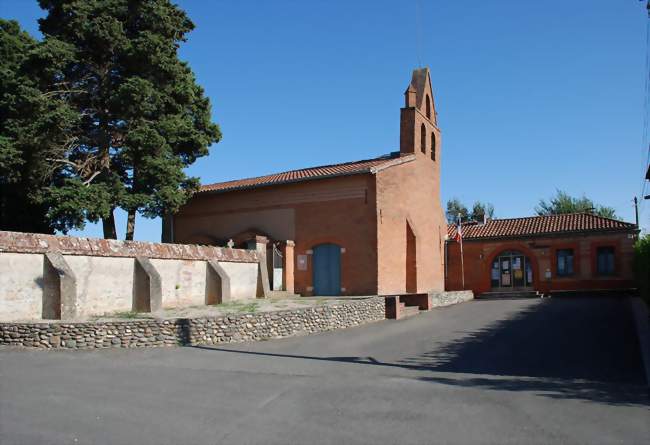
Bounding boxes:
0 297 386 349
429 290 474 307
0 231 264 321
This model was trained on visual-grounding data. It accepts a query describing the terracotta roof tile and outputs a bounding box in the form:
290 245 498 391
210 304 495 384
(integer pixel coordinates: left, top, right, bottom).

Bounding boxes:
199 153 413 193
447 213 636 240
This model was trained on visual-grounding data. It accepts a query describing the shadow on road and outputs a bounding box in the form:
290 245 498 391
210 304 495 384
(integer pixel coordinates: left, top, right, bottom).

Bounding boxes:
193 297 649 407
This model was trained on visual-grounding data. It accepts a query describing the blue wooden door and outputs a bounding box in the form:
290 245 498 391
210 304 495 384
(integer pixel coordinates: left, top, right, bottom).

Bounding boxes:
312 244 341 296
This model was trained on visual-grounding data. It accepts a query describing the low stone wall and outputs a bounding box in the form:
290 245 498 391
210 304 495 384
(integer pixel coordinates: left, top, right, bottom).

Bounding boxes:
0 230 265 321
0 297 385 349
429 290 474 308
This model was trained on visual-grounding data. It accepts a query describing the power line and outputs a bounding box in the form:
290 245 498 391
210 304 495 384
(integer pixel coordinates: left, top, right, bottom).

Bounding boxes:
638 12 650 214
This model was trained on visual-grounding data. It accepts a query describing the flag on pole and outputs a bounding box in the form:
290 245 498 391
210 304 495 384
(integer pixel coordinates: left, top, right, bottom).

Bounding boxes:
456 217 465 290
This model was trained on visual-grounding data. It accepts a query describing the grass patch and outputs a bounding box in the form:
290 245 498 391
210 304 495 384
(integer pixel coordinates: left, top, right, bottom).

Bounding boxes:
107 310 145 319
214 300 260 313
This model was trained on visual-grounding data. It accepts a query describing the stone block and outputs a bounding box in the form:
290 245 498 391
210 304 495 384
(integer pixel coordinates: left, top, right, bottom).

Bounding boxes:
133 257 162 312
206 260 231 304
43 252 77 320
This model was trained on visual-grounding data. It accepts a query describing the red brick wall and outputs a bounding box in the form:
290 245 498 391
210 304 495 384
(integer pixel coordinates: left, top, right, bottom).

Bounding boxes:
172 68 448 296
445 231 637 295
375 69 446 295
173 174 379 296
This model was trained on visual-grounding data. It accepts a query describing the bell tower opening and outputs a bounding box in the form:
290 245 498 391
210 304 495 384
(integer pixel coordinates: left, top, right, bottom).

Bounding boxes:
400 67 439 159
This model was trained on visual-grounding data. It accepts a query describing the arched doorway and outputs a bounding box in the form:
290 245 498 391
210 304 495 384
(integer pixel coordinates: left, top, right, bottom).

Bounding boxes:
490 250 533 291
405 222 417 293
312 243 341 296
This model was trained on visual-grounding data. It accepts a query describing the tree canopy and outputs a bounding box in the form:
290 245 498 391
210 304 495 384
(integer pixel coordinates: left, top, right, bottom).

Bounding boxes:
0 19 77 233
0 0 221 239
38 0 221 239
535 190 617 219
446 198 495 224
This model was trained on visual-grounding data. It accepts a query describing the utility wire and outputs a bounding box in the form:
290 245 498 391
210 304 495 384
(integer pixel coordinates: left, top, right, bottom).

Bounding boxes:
639 15 650 214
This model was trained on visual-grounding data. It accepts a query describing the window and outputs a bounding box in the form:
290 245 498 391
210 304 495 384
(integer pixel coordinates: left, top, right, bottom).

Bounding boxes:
556 249 574 276
426 95 431 119
420 123 426 154
596 247 615 275
431 132 436 161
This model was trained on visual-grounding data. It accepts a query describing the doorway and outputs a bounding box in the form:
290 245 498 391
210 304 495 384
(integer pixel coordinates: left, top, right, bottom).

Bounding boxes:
490 250 533 291
312 243 341 296
406 222 417 293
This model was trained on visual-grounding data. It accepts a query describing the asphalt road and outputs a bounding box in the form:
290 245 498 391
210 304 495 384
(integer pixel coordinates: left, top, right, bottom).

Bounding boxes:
0 296 648 445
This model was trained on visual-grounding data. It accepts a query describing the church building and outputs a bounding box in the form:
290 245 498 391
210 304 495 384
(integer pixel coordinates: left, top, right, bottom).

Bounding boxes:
165 68 447 296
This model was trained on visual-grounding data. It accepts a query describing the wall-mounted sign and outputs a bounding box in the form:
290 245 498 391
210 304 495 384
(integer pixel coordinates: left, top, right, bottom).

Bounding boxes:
297 255 308 271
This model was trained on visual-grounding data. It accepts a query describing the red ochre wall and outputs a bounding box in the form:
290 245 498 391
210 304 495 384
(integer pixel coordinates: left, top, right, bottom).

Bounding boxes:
375 154 446 295
445 232 637 295
172 174 379 296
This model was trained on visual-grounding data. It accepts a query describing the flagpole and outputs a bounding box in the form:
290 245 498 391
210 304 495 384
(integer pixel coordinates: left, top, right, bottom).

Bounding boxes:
458 213 465 290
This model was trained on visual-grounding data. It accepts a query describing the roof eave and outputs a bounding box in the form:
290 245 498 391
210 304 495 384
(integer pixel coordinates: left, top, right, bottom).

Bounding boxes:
197 169 376 195
447 227 639 243
370 154 416 173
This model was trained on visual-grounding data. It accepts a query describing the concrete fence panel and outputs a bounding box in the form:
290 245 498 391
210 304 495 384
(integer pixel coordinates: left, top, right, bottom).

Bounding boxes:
0 231 265 322
150 259 207 308
218 262 259 301
65 255 134 317
0 252 43 321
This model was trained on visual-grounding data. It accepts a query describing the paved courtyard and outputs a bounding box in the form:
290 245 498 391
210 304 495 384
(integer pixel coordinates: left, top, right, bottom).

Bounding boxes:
0 296 648 444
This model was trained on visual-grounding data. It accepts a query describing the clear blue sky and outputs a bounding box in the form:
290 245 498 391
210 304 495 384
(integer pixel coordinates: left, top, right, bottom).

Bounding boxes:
2 0 649 241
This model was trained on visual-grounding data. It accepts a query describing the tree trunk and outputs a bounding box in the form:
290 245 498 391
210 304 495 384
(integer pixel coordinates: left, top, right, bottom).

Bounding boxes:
125 209 136 241
102 209 117 239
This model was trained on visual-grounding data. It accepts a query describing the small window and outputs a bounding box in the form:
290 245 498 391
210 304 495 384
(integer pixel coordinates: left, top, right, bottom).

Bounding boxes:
420 123 426 154
596 247 615 276
426 95 431 119
431 132 436 161
556 249 574 276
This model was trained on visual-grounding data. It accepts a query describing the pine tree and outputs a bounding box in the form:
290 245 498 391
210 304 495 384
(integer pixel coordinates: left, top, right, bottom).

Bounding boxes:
37 0 221 239
0 19 80 233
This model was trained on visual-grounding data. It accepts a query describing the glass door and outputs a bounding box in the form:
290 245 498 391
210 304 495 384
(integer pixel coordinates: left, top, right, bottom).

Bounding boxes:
500 257 512 287
525 261 533 287
512 255 525 287
491 251 533 289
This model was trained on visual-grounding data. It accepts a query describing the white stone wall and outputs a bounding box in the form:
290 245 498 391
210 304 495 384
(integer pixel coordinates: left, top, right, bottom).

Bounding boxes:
151 259 208 308
65 256 134 317
0 253 261 321
0 253 44 321
219 262 259 300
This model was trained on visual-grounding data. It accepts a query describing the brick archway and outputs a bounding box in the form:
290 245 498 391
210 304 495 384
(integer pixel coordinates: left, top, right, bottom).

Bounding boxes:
486 243 539 291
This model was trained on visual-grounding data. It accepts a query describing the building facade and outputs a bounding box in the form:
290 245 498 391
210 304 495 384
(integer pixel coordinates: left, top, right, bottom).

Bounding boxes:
166 68 447 296
445 213 638 295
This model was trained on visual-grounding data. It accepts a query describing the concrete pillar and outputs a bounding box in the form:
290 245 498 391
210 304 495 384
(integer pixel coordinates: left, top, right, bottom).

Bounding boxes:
249 235 271 298
43 252 77 320
281 240 295 293
206 260 231 304
133 257 162 312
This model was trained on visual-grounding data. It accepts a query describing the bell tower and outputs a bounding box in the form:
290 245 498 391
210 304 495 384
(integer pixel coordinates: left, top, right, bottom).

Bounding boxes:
400 67 440 163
